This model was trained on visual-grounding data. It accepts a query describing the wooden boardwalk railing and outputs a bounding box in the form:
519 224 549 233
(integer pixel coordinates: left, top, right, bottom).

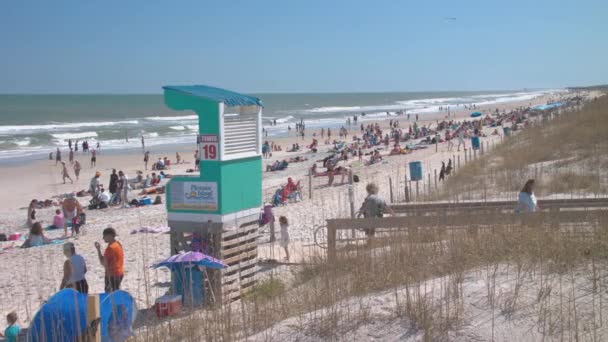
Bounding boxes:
326 198 608 262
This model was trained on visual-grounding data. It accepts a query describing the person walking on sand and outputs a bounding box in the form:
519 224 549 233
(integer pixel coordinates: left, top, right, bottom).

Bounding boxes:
73 160 82 180
118 171 129 207
55 148 62 165
94 227 124 292
69 148 74 164
90 149 97 167
515 179 539 213
141 135 145 151
357 183 394 245
109 169 118 205
278 216 291 261
143 151 150 170
439 161 446 182
457 128 466 152
176 152 181 164
61 162 74 184
60 242 89 294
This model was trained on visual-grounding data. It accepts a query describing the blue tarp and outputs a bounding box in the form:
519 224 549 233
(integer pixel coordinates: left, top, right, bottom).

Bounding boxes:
163 85 263 107
27 289 136 342
532 102 564 111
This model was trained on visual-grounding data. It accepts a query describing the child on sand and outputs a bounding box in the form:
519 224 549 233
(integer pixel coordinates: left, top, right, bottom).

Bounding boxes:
278 216 290 261
49 209 64 230
73 160 82 180
0 311 19 342
61 162 74 184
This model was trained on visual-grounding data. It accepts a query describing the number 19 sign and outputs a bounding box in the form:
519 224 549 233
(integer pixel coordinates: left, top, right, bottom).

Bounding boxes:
197 134 219 160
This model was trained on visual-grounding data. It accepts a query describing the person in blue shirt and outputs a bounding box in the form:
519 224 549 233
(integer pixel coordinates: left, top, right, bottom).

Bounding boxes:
516 179 538 213
0 311 19 342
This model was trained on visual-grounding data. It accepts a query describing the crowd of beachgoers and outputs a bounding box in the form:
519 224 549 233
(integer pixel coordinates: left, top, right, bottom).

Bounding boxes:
0 90 592 338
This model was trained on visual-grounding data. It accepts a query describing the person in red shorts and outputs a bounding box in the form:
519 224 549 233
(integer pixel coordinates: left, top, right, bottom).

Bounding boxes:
94 227 124 292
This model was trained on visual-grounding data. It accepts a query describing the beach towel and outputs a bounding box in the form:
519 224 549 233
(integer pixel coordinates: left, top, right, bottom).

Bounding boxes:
130 226 170 234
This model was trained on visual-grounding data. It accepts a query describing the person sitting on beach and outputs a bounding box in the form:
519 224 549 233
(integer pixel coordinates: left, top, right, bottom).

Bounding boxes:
163 157 171 169
368 150 383 165
515 179 539 213
22 222 52 248
389 143 402 156
48 209 64 230
60 242 89 294
27 199 38 228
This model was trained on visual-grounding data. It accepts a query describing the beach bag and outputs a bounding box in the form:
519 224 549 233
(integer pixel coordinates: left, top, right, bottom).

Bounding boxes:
79 212 86 225
154 196 162 205
0 233 6 242
98 202 108 209
353 175 360 183
130 199 140 207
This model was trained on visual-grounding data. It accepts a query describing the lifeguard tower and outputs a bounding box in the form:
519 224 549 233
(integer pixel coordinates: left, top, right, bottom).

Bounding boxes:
163 85 263 303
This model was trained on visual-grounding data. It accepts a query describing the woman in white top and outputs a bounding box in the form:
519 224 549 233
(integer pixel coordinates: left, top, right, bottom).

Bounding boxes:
278 216 290 261
516 179 539 213
60 242 89 294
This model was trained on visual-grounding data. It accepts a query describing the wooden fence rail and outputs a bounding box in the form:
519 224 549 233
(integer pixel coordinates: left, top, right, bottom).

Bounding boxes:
326 197 608 262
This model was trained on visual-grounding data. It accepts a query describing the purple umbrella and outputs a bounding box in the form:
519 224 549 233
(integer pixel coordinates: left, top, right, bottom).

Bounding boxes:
153 251 227 270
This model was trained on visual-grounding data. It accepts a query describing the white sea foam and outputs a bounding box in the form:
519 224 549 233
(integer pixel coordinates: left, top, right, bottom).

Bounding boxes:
307 106 362 113
185 125 198 131
51 131 99 140
145 115 198 121
14 138 31 146
143 132 159 138
0 120 138 134
169 126 186 131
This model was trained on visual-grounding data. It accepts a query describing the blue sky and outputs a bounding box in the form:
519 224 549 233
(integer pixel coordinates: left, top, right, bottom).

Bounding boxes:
1 0 606 93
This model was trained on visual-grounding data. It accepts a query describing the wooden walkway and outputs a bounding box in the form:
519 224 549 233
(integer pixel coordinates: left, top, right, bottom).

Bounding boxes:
326 197 608 262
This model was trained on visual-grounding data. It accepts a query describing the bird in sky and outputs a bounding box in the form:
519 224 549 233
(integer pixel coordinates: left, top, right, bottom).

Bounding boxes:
444 17 457 21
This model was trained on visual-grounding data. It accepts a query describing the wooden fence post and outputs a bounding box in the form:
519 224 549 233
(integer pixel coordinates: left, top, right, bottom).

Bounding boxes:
348 171 355 219
415 181 419 200
457 155 460 170
308 169 313 199
404 176 410 203
427 173 431 195
327 222 337 263
389 177 394 203
87 294 101 342
434 169 438 189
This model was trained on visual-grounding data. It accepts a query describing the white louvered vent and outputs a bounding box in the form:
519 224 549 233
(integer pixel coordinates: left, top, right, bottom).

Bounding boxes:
222 105 260 160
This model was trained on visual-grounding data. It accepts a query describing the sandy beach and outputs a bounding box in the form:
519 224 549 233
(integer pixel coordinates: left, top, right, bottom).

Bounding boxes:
0 91 578 326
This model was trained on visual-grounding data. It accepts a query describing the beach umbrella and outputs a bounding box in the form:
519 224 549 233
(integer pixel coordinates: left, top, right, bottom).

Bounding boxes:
470 111 482 117
153 251 227 270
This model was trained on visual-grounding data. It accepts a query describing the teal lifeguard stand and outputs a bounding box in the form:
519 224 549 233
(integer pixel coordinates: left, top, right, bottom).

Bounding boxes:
163 85 263 231
162 85 263 303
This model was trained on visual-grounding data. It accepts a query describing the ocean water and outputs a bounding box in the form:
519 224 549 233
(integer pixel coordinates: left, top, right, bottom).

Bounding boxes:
0 90 560 162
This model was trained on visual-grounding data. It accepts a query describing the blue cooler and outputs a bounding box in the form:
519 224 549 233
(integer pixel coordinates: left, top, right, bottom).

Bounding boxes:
409 161 422 181
173 265 204 307
503 127 511 136
471 136 480 150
